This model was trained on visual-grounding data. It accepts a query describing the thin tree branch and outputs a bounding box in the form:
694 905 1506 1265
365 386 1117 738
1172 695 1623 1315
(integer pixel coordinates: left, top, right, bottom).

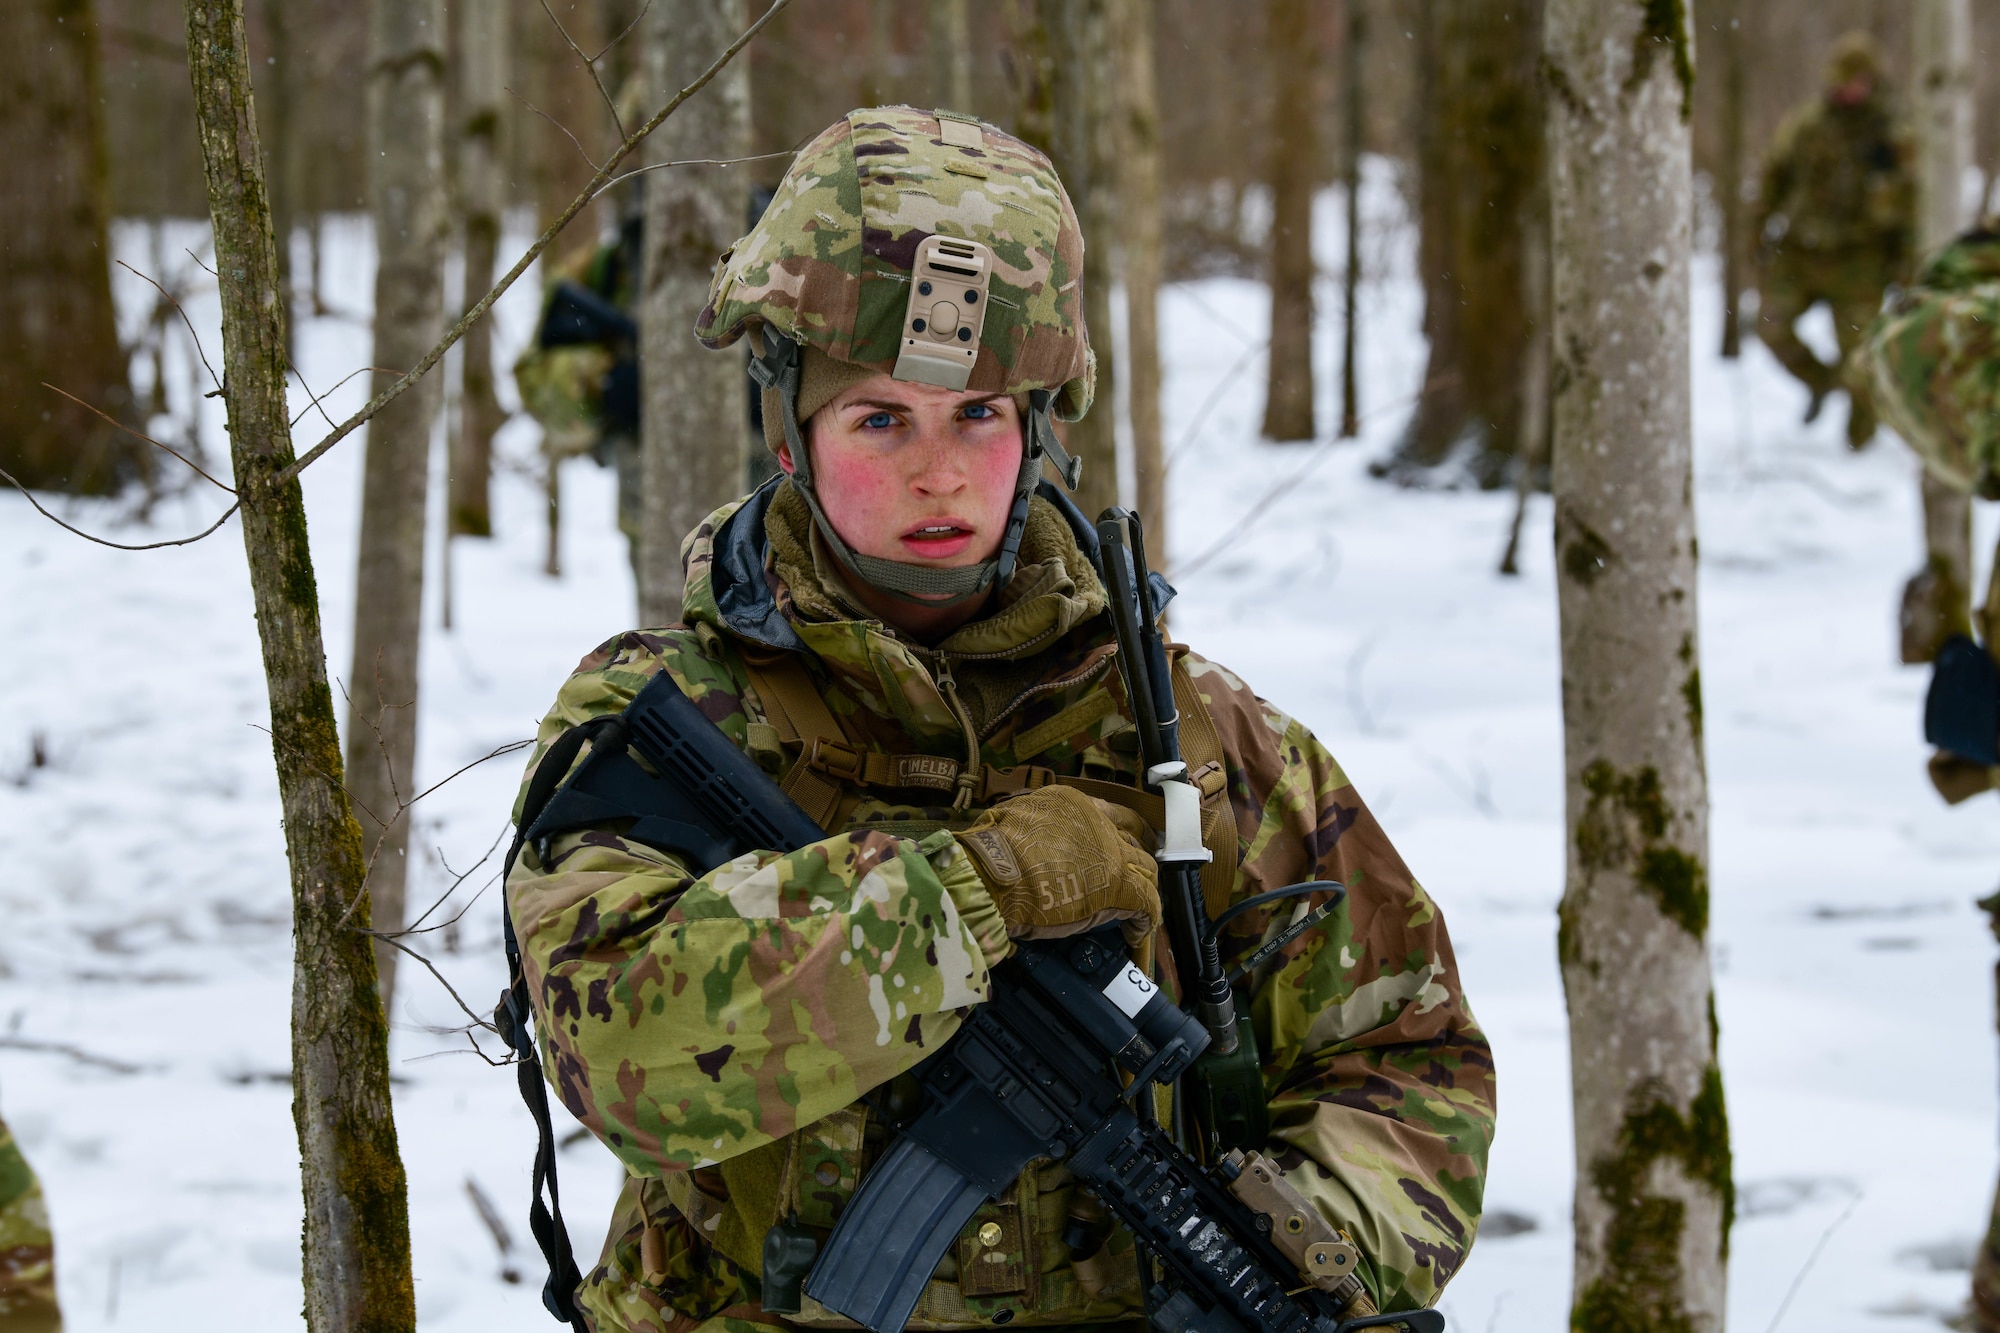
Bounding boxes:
275 0 795 490
361 928 501 1033
507 85 603 173
592 0 653 63
601 146 800 189
404 741 534 818
396 872 497 940
0 1033 158 1075
538 0 627 140
40 383 235 493
117 259 222 395
288 365 400 431
0 464 241 550
1174 373 1458 580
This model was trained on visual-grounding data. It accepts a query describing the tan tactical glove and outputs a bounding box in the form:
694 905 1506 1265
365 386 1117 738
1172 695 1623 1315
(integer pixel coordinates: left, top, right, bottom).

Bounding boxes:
953 785 1162 948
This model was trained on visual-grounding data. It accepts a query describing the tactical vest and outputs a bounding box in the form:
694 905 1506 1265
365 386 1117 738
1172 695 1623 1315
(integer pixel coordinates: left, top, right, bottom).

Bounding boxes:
641 645 1240 1329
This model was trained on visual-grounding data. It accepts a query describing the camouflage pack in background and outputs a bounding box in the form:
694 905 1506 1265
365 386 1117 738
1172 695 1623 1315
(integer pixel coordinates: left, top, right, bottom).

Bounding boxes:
695 106 1095 421
1854 227 2000 497
506 484 1496 1333
0 1113 59 1331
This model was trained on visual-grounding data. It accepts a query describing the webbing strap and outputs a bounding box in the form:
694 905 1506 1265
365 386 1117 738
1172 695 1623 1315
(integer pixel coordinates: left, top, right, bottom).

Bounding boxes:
1169 656 1239 915
497 715 621 1332
742 655 849 827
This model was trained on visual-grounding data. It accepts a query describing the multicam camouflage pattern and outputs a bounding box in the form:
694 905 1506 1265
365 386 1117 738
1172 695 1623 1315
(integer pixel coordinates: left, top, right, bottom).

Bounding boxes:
506 486 1495 1332
0 1113 60 1331
1758 77 1913 260
694 106 1094 421
513 235 645 546
1854 227 2000 495
1755 61 1914 446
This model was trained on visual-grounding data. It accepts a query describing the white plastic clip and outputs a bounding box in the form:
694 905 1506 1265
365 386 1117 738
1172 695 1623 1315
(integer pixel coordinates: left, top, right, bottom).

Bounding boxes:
1148 762 1212 865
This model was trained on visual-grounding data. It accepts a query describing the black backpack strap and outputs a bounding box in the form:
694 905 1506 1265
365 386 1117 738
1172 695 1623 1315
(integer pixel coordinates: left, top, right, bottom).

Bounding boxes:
496 714 624 1331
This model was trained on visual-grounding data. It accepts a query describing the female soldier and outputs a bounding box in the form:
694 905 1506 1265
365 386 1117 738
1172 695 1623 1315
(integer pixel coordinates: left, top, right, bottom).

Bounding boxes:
506 106 1494 1333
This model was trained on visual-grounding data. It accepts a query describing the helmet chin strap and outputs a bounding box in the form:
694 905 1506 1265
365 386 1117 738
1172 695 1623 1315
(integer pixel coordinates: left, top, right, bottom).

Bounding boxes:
747 327 1082 609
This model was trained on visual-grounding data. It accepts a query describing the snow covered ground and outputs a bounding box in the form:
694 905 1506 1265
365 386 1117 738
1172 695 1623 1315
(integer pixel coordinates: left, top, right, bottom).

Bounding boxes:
2 175 1996 1332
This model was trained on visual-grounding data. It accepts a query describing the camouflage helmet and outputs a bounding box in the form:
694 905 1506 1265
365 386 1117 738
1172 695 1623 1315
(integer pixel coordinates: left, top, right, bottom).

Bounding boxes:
694 105 1095 604
1826 32 1883 88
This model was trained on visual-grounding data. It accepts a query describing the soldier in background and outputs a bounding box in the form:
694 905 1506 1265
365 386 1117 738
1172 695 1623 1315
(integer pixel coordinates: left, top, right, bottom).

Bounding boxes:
1756 32 1916 451
0 1112 60 1331
514 213 645 559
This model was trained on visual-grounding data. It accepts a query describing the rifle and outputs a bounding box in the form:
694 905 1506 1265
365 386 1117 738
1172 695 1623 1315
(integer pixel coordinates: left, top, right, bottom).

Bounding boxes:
499 520 1442 1333
802 510 1415 1333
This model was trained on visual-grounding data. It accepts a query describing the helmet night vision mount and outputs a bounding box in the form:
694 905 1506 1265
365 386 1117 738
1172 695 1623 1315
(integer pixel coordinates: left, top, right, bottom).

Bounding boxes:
893 235 994 391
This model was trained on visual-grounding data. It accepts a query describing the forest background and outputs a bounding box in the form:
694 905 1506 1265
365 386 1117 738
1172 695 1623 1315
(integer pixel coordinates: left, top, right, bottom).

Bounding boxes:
7 2 2000 1333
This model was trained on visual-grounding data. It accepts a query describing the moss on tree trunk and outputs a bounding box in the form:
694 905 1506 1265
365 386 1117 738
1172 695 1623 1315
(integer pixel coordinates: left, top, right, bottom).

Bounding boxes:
181 3 415 1326
1545 2 1730 1330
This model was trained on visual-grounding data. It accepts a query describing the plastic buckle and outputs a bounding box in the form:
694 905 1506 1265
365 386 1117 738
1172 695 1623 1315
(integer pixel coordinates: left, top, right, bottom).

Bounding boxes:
804 737 865 784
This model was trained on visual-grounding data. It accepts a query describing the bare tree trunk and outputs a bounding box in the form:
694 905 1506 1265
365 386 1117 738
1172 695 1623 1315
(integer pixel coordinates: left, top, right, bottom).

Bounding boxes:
181 4 415 1327
1336 0 1368 440
1718 0 1745 360
1909 0 1975 665
637 0 749 628
258 0 296 336
926 0 972 113
1109 0 1163 542
544 436 563 577
1261 0 1315 443
347 0 448 1010
1545 7 1732 1333
0 0 140 495
1043 0 1120 519
1005 2 1055 155
451 0 509 541
1499 202 1550 578
1383 0 1543 486
520 0 606 249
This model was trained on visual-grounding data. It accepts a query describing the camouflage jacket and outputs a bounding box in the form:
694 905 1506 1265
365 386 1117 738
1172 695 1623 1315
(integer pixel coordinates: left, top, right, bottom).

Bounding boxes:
1760 95 1915 260
1855 226 2000 496
506 481 1496 1333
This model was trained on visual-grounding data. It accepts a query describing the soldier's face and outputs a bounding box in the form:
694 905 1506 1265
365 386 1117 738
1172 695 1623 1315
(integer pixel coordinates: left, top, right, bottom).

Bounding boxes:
784 374 1025 586
1830 73 1874 108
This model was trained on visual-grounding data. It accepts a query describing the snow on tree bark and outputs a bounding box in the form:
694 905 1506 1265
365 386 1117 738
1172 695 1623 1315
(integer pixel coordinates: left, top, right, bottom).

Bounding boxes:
1544 5 1732 1332
637 0 749 629
345 0 449 1010
181 2 415 1326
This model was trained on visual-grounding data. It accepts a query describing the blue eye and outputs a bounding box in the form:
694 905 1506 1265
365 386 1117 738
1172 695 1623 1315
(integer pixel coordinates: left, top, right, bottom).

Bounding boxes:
862 411 896 430
962 403 997 421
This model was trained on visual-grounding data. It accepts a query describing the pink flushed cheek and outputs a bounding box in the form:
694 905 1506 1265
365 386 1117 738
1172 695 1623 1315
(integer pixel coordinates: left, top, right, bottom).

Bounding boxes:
813 444 908 558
